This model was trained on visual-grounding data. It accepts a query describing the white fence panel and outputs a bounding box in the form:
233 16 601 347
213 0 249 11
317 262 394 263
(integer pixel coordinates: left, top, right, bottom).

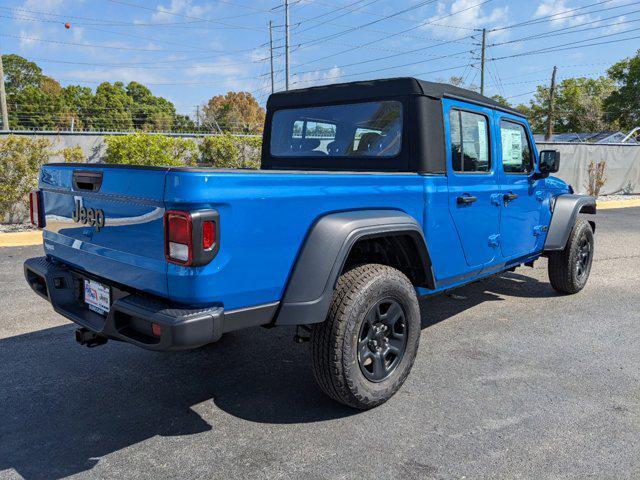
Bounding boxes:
537 142 640 195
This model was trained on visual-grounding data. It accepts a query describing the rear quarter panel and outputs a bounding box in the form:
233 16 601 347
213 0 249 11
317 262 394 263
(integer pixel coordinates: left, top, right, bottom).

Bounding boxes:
163 171 425 310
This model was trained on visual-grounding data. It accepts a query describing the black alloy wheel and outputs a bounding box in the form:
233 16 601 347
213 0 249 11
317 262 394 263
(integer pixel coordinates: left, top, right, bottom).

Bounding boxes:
357 298 408 382
576 235 592 281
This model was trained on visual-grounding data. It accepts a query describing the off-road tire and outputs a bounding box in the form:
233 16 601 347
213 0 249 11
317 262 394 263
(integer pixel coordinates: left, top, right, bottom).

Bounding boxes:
548 218 594 294
311 264 421 409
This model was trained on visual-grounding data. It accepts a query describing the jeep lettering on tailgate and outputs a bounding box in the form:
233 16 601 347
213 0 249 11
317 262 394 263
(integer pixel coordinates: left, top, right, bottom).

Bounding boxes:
72 199 105 232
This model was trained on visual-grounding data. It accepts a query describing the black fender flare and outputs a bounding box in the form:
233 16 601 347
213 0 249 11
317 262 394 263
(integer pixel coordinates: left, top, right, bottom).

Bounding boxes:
544 194 596 251
274 209 434 326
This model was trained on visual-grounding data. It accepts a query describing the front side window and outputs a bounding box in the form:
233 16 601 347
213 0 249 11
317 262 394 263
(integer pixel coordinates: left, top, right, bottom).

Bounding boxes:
449 109 490 173
500 121 533 173
270 101 402 158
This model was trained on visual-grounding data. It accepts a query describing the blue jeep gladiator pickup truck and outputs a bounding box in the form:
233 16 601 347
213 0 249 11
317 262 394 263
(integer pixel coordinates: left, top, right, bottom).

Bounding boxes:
24 78 596 409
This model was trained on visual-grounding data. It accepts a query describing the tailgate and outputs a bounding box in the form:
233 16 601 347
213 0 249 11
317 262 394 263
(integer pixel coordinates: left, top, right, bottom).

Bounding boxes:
40 165 169 297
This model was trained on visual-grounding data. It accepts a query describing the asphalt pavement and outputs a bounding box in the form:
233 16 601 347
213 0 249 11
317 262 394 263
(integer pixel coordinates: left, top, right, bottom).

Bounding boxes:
0 207 639 479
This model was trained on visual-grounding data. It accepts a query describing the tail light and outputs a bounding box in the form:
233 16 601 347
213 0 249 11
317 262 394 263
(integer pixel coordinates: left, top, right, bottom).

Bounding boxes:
29 190 45 228
164 209 219 266
166 211 192 264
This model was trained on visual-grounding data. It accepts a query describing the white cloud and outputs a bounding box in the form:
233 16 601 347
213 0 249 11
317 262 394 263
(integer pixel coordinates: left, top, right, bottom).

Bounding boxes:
151 0 212 22
17 0 85 48
18 29 41 48
293 66 343 88
534 0 591 27
184 58 244 78
422 0 509 39
601 15 628 35
71 26 84 42
22 0 66 10
61 68 168 86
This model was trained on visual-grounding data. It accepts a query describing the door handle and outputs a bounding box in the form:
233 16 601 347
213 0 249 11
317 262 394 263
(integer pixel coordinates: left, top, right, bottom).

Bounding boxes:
457 195 477 205
503 192 519 202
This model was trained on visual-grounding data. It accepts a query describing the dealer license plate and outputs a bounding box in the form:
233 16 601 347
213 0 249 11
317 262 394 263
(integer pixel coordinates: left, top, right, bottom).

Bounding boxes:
84 279 111 315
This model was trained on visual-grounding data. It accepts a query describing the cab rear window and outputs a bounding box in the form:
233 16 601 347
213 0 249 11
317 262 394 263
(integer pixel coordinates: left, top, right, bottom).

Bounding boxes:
270 101 403 158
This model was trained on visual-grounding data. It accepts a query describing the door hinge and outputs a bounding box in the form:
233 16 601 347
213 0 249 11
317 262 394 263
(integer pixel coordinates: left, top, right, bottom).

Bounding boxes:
533 225 549 236
490 193 502 206
488 234 501 247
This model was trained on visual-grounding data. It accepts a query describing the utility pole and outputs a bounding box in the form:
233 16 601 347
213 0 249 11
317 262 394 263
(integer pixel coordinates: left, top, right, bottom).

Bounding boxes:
545 66 558 141
269 20 275 94
0 53 9 131
480 28 487 96
284 0 290 91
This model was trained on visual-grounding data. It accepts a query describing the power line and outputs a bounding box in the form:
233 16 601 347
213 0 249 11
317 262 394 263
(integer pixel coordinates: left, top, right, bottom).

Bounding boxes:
489 28 640 62
27 56 269 73
490 0 630 32
291 45 471 79
498 63 610 81
108 0 275 16
294 0 441 49
288 0 488 72
291 61 469 87
104 0 270 32
288 2 478 45
0 32 202 53
490 11 640 48
0 5 262 26
0 14 270 55
307 0 479 31
284 0 484 76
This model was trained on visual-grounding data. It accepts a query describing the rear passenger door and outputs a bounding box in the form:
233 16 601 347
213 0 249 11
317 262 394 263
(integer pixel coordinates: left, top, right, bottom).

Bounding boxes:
497 117 543 259
444 100 501 270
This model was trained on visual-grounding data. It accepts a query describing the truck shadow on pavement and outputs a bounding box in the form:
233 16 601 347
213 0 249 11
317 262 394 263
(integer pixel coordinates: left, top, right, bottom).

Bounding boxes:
0 270 556 479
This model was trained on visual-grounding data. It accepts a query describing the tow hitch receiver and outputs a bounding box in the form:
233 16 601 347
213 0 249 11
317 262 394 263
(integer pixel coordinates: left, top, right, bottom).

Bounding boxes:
75 327 108 348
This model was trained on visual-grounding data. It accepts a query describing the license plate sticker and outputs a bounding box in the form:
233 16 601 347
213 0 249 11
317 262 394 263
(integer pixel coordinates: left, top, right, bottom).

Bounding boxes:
84 279 111 315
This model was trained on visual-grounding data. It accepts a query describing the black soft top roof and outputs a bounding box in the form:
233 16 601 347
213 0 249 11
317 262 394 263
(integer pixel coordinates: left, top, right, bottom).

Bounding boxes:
267 76 523 117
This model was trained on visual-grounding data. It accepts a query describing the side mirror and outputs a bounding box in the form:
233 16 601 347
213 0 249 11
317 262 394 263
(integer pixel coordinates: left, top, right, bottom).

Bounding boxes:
539 150 560 174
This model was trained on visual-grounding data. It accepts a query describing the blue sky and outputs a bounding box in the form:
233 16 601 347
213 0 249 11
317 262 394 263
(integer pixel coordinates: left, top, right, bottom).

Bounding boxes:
1 0 639 117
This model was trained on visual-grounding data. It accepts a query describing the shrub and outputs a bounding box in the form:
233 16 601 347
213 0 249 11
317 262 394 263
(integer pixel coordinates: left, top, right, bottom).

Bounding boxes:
105 133 197 167
58 145 86 163
585 160 607 197
199 134 261 169
0 135 51 222
199 134 239 168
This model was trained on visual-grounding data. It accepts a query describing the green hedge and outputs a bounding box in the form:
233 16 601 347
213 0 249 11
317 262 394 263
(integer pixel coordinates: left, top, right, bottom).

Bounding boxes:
0 133 262 224
0 135 51 222
104 133 198 167
104 133 261 169
199 134 261 169
104 133 197 167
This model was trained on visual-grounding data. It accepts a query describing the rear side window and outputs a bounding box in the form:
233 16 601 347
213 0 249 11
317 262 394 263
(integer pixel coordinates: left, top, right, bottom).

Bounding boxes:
449 110 490 173
500 120 533 173
270 101 402 158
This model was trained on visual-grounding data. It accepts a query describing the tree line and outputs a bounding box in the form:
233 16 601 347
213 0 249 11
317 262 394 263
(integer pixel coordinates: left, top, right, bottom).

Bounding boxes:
2 54 265 134
2 50 640 135
488 49 640 135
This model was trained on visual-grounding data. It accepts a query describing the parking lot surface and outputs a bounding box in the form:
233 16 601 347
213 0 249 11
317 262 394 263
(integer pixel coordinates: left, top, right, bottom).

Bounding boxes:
1 207 638 479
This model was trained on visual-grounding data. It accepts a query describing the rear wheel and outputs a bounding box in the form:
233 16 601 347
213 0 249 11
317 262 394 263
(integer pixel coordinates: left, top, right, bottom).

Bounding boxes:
311 264 420 409
548 218 594 294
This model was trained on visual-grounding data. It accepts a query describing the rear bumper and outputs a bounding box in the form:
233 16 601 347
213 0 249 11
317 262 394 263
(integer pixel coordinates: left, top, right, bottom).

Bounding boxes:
24 256 276 351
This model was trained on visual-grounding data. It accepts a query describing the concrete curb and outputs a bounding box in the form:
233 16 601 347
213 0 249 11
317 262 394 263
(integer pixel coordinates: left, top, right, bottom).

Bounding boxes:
0 200 637 248
597 199 640 210
0 231 42 247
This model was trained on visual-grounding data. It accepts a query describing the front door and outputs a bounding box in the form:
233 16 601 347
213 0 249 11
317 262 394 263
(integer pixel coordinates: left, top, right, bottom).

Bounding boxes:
444 100 502 271
497 117 543 259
